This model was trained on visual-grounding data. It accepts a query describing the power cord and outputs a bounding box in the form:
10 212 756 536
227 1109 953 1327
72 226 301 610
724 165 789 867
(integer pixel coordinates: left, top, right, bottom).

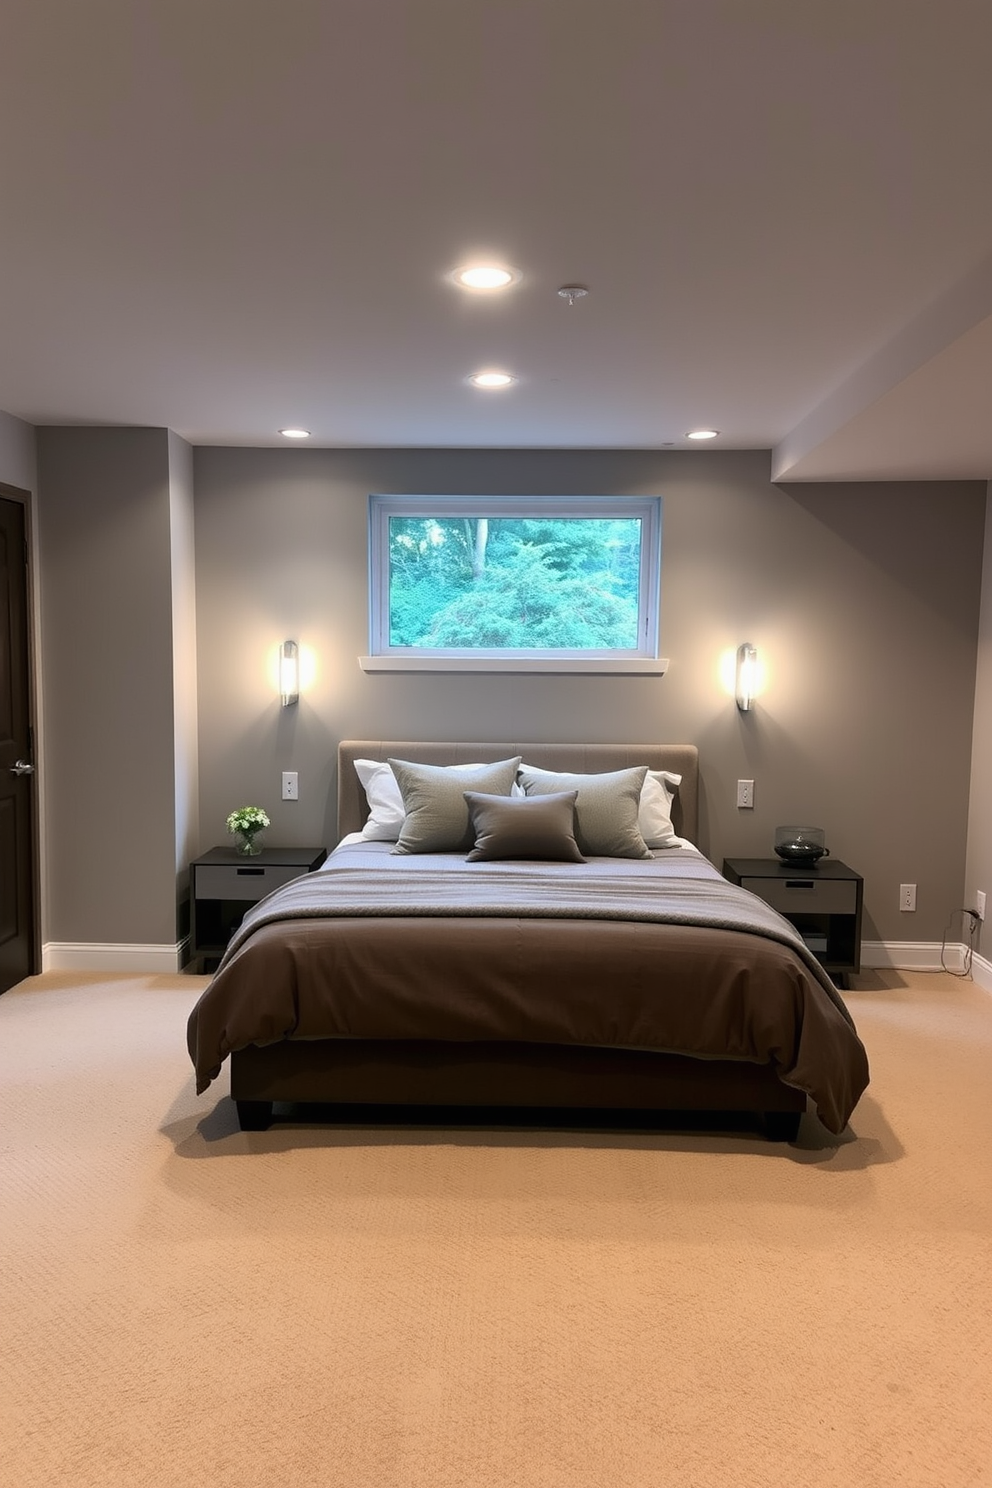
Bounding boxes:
940 907 980 977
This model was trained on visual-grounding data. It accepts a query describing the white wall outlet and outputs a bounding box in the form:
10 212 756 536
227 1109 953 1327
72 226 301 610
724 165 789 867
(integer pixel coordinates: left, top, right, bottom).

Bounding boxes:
736 778 754 809
976 890 986 921
281 771 299 801
900 883 916 912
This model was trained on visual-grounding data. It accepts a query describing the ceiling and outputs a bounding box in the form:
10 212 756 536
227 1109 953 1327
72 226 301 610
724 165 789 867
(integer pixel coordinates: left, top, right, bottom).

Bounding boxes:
3 0 992 480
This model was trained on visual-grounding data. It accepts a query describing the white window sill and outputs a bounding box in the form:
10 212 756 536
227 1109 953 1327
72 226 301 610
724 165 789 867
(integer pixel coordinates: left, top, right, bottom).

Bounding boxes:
359 656 670 675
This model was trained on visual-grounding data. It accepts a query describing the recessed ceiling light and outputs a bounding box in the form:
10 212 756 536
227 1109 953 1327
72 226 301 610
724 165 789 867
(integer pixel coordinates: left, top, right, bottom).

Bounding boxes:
686 429 719 440
469 370 516 388
452 264 520 290
279 427 311 439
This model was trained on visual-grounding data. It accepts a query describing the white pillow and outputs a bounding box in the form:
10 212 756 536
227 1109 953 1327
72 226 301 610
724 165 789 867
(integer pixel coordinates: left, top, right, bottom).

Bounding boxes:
516 763 682 849
354 759 406 840
640 770 682 848
355 758 525 841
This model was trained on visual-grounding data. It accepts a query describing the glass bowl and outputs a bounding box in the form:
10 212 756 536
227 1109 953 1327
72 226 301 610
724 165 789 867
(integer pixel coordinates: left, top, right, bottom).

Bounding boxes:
774 826 828 865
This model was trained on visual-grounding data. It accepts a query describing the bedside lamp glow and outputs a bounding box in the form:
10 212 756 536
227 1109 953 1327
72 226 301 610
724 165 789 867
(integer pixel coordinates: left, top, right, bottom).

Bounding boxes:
735 643 758 712
279 640 300 707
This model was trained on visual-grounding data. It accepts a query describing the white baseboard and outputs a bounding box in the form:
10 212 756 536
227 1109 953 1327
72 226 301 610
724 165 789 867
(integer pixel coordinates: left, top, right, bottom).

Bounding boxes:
860 939 965 972
968 951 992 993
860 939 992 986
42 941 189 974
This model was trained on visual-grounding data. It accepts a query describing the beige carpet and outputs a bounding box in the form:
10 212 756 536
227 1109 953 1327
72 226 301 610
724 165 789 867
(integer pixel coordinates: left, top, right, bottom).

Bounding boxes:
0 968 989 1488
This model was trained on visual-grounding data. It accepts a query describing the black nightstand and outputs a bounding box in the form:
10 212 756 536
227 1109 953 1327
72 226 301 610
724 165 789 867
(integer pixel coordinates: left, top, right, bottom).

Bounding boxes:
722 856 863 988
188 846 327 971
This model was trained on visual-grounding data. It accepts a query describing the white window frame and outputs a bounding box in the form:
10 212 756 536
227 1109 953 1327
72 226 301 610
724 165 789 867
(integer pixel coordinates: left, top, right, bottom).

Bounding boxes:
360 494 667 674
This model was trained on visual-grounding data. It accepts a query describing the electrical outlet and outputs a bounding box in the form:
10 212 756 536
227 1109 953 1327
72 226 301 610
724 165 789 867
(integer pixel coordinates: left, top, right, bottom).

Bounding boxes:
736 778 754 809
976 890 986 921
900 883 916 912
282 771 299 801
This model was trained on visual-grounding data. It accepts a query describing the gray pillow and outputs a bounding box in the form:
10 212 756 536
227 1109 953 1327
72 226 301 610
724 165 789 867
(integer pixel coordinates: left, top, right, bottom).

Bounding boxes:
389 756 522 854
517 764 652 858
464 791 585 863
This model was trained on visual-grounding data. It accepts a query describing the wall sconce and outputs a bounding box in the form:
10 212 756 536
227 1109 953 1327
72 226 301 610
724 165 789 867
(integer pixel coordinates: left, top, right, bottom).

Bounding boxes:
279 640 299 707
735 643 758 712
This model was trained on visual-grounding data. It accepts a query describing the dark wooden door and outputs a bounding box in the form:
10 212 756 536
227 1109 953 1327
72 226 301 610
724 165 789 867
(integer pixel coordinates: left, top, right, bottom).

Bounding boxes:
0 494 36 991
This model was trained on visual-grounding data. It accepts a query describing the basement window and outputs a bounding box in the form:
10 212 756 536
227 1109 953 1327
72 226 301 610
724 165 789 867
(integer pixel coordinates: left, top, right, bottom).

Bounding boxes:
361 494 666 674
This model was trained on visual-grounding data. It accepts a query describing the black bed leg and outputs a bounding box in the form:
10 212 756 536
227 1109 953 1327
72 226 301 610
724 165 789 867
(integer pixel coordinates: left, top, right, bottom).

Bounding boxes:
764 1110 801 1143
237 1099 273 1131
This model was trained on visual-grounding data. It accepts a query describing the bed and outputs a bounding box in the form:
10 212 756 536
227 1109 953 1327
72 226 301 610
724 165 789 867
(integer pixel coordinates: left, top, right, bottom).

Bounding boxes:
187 741 869 1141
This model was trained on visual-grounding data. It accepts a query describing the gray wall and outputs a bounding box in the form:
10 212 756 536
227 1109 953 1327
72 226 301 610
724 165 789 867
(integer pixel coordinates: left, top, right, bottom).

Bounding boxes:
168 431 199 898
965 482 992 959
37 428 190 946
193 447 986 945
0 408 36 494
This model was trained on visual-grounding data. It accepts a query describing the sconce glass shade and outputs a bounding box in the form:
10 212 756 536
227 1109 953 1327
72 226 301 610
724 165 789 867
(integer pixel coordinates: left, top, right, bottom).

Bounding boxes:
736 643 757 712
279 640 299 707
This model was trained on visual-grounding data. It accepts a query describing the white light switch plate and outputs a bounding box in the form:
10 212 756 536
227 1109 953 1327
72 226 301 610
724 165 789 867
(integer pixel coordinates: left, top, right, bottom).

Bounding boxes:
282 771 299 801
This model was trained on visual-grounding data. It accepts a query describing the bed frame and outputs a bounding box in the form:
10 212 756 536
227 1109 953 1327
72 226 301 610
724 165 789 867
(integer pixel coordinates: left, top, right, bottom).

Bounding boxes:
230 741 806 1139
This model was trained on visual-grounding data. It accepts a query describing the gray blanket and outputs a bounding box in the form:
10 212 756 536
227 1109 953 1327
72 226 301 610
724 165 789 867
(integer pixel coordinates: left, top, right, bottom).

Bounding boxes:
217 842 855 1028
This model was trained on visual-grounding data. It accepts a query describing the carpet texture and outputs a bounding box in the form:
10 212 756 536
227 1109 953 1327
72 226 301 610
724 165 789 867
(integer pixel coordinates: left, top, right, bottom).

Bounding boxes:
0 968 989 1488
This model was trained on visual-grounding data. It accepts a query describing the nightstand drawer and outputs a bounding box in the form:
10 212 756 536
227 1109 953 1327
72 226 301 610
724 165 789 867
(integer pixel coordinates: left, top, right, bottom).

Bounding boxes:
741 876 858 915
194 863 308 902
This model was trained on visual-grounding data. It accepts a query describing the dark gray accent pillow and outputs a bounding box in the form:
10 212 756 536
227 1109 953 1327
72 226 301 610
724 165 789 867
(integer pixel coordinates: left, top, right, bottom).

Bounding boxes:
464 791 586 863
389 756 522 854
517 764 652 858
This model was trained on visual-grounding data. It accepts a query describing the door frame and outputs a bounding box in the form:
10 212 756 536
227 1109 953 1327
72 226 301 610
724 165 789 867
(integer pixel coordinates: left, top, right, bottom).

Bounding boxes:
1 480 42 977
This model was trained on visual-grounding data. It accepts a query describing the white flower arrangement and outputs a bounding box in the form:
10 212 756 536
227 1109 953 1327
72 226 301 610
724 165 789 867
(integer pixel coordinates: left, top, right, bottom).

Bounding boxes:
226 805 271 837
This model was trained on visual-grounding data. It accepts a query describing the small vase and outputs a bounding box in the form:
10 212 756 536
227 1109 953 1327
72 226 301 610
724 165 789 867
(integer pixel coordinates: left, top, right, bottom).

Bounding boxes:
235 832 264 857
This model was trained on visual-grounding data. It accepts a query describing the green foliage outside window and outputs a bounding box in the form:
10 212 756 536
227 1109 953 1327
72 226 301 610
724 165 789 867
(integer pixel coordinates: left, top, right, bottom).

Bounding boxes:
387 516 641 649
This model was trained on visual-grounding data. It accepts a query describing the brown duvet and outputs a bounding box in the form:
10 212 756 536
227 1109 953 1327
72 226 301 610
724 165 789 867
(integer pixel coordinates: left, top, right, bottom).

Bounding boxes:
187 843 869 1134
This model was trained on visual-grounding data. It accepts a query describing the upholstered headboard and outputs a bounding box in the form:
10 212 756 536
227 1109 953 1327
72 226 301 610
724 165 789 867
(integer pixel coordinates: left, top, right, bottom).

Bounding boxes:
337 741 699 844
